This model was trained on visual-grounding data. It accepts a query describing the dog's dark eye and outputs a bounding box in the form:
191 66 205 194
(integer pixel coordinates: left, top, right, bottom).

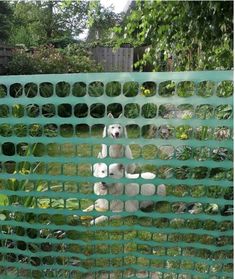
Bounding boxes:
118 126 121 129
111 126 114 129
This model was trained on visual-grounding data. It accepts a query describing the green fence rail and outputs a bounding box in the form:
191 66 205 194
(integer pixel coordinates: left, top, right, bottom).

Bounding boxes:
0 71 233 279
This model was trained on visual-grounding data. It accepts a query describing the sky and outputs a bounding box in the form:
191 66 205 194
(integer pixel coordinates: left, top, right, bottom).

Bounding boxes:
100 0 131 13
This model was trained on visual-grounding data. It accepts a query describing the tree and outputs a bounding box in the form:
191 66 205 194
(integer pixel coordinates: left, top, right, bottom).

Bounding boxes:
56 0 89 37
9 2 48 47
0 2 13 43
86 1 124 44
118 1 233 71
8 1 89 47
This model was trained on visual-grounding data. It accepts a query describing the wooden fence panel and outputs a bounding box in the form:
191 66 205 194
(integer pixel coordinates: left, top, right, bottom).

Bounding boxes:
91 47 133 72
0 44 14 74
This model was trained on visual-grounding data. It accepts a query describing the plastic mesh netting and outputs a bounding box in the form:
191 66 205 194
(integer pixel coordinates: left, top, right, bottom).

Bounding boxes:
0 71 233 278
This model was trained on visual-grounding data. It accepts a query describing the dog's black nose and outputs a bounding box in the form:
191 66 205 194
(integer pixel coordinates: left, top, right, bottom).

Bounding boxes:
115 132 119 137
101 182 107 187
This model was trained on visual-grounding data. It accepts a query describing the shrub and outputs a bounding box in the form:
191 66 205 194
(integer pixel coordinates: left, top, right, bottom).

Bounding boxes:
6 44 103 74
6 51 38 75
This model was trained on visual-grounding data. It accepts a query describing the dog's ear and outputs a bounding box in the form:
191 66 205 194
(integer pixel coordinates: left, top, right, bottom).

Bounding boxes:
97 152 103 159
118 113 122 118
102 125 107 138
118 164 125 172
93 163 98 173
107 112 113 118
124 126 128 138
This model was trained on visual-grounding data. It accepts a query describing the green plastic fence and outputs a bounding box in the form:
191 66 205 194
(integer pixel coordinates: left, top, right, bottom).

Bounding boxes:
0 71 233 279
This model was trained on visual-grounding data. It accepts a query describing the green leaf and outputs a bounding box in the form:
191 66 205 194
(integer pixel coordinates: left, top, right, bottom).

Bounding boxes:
0 194 9 206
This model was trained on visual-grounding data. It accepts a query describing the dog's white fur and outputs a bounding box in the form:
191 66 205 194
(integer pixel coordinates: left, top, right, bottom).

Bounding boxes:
83 160 166 225
101 113 135 173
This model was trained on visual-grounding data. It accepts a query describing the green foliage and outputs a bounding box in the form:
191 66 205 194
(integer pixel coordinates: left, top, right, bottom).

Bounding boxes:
0 194 8 206
9 2 50 46
6 44 102 74
55 0 89 37
5 51 38 75
124 103 140 118
8 1 89 47
123 82 139 97
87 1 124 44
7 1 122 47
141 103 157 118
119 1 233 71
0 2 13 42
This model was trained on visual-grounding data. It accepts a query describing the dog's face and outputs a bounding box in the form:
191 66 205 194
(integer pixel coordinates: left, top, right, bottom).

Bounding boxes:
93 163 108 178
107 124 123 139
108 163 125 179
93 163 124 179
106 112 124 139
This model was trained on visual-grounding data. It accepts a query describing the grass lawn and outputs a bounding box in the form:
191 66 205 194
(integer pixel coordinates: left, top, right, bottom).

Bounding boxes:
0 126 233 278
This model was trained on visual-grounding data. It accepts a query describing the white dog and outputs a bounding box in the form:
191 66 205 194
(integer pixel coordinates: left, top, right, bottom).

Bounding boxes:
101 113 135 173
83 160 166 225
